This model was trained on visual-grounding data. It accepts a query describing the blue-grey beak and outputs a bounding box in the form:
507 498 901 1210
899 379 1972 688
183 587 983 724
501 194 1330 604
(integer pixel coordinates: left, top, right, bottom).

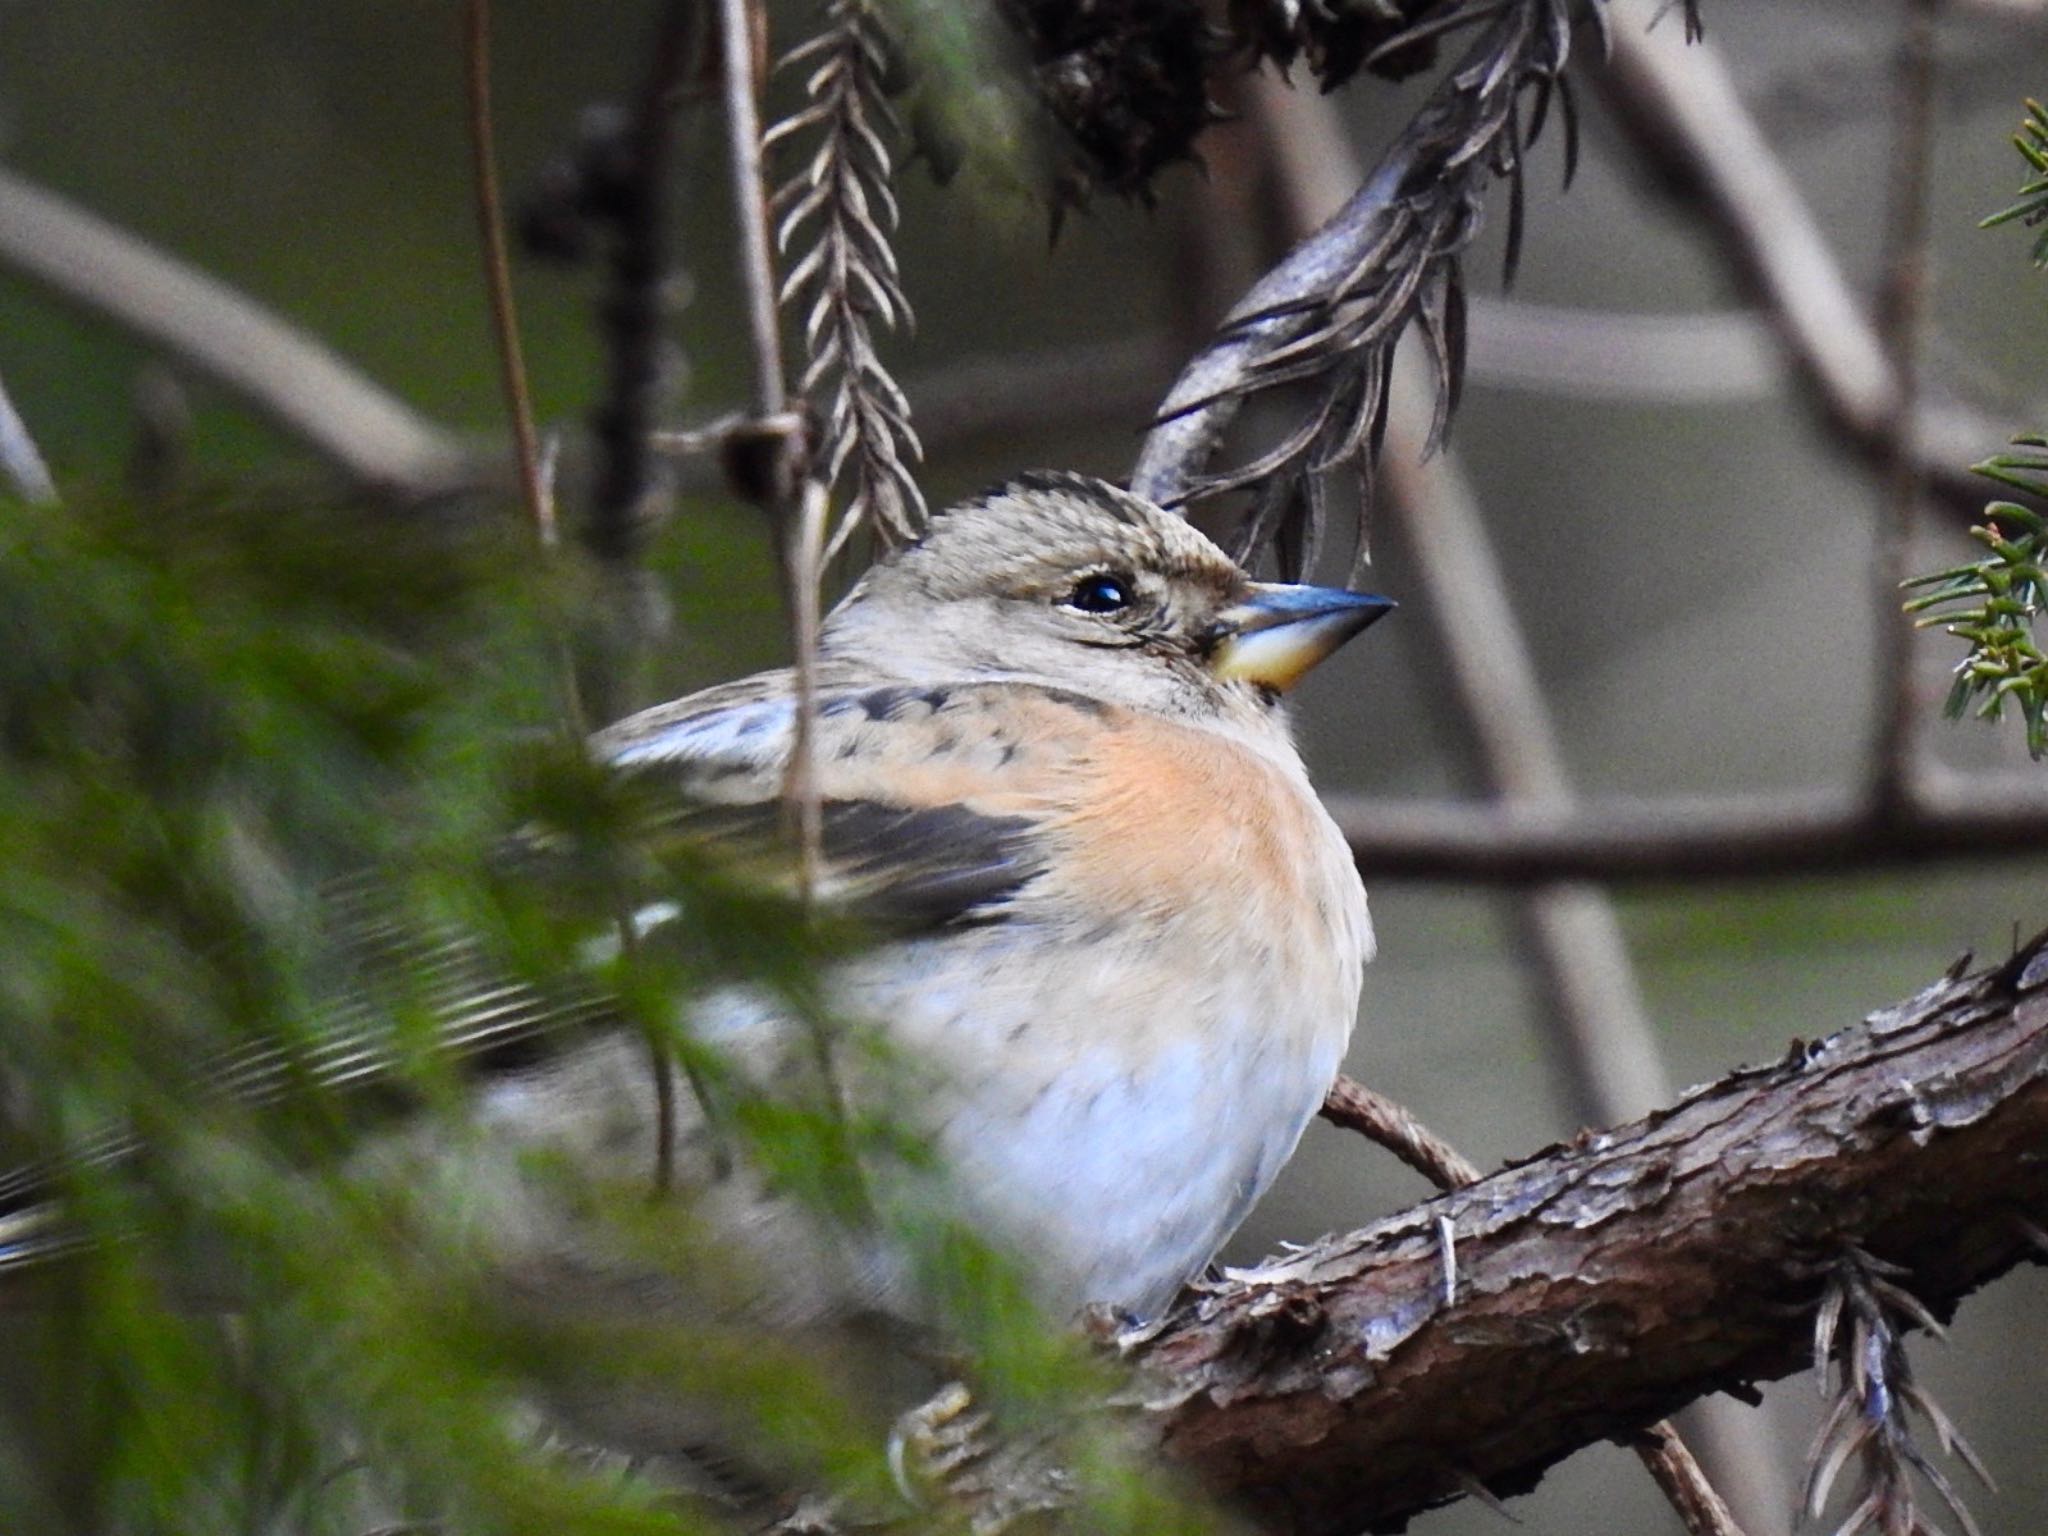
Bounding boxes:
1207 583 1395 692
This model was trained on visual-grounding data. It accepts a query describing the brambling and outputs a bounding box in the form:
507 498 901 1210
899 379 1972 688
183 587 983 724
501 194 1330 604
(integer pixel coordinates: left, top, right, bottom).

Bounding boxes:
0 473 1388 1340
551 469 1392 1324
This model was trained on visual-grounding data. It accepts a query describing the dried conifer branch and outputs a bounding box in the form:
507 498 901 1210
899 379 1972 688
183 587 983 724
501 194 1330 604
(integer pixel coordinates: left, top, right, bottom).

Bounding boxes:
767 0 927 559
1133 0 1610 578
1804 1249 1993 1536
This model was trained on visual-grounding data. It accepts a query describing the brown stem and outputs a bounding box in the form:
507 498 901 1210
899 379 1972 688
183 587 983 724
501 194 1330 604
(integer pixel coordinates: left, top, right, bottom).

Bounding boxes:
586 0 700 569
461 0 553 548
1636 1423 1753 1536
1593 0 2016 529
1320 1075 1482 1191
0 166 468 499
717 0 786 421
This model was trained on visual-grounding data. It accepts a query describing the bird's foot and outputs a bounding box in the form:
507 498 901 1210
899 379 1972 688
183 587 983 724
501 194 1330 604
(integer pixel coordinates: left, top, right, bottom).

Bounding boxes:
888 1382 1070 1533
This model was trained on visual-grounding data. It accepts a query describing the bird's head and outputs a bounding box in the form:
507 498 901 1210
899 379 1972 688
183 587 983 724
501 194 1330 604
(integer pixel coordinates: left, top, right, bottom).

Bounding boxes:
823 472 1393 726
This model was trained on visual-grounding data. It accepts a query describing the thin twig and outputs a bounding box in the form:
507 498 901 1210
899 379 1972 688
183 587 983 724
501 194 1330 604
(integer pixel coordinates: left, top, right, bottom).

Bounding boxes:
1637 1423 1753 1536
1869 0 1943 811
0 165 469 498
783 477 830 897
719 0 825 899
471 1 698 1199
1320 1074 1483 1189
462 0 554 547
718 4 835 1119
0 365 58 504
720 0 787 423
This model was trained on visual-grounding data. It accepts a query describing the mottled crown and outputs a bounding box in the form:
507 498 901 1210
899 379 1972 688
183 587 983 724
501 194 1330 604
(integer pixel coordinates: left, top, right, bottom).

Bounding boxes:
885 472 1244 604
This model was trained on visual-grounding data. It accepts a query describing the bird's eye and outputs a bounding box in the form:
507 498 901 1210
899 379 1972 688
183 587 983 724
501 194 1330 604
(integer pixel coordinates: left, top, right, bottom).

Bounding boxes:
1063 572 1136 615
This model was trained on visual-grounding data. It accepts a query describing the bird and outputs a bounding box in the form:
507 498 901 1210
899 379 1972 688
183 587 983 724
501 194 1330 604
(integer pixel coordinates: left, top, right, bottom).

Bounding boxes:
0 470 1389 1490
560 471 1388 1322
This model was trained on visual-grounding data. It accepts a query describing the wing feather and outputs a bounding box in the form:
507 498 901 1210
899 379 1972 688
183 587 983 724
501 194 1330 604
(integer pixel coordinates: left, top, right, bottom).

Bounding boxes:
599 673 1094 930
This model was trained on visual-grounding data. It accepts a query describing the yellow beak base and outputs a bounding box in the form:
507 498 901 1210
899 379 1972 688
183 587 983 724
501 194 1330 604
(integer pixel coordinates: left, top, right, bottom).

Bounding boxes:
1206 584 1394 693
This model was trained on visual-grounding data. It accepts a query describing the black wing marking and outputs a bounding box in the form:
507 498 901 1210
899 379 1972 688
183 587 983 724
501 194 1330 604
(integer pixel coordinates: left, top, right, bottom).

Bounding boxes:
665 797 1044 931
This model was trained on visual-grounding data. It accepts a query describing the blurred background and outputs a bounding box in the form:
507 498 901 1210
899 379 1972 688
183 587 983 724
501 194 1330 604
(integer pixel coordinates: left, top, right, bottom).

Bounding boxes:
2 1 2046 1532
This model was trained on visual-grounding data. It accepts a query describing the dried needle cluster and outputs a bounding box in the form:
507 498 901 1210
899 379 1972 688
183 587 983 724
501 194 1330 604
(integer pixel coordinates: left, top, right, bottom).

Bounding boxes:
1804 1250 1991 1536
1137 0 1605 580
768 0 927 558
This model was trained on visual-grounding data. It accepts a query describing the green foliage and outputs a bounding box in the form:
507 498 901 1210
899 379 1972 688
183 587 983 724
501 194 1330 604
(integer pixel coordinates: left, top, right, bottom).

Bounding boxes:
0 489 1219 1535
1902 437 2048 758
1903 101 2048 759
1981 98 2048 267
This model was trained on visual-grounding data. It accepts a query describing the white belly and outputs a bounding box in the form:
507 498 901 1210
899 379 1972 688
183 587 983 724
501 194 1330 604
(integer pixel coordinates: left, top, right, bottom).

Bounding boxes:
844 879 1367 1318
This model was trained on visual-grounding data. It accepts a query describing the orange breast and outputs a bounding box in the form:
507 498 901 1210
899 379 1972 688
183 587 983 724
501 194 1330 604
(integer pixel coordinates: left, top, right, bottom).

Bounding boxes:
1051 713 1336 932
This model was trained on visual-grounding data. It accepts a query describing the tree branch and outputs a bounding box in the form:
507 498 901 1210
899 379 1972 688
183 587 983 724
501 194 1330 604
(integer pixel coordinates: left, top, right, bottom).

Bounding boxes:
719 0 787 425
1120 935 2048 1534
0 165 471 500
1330 779 2048 883
1132 0 1588 576
1593 0 2028 525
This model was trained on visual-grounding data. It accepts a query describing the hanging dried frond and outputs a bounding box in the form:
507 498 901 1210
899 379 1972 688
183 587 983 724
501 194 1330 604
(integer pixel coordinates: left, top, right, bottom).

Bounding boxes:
768 0 927 557
1133 0 1618 580
1804 1249 1993 1536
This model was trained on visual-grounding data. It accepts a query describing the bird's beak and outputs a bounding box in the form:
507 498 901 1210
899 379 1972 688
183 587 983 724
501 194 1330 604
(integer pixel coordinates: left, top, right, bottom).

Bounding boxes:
1206 583 1395 693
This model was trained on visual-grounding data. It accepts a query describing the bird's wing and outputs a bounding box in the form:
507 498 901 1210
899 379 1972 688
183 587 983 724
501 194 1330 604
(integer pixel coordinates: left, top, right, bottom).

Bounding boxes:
595 670 1112 931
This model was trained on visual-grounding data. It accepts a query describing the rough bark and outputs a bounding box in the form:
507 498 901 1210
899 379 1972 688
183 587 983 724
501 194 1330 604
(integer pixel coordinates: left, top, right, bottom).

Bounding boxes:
1112 933 2048 1534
